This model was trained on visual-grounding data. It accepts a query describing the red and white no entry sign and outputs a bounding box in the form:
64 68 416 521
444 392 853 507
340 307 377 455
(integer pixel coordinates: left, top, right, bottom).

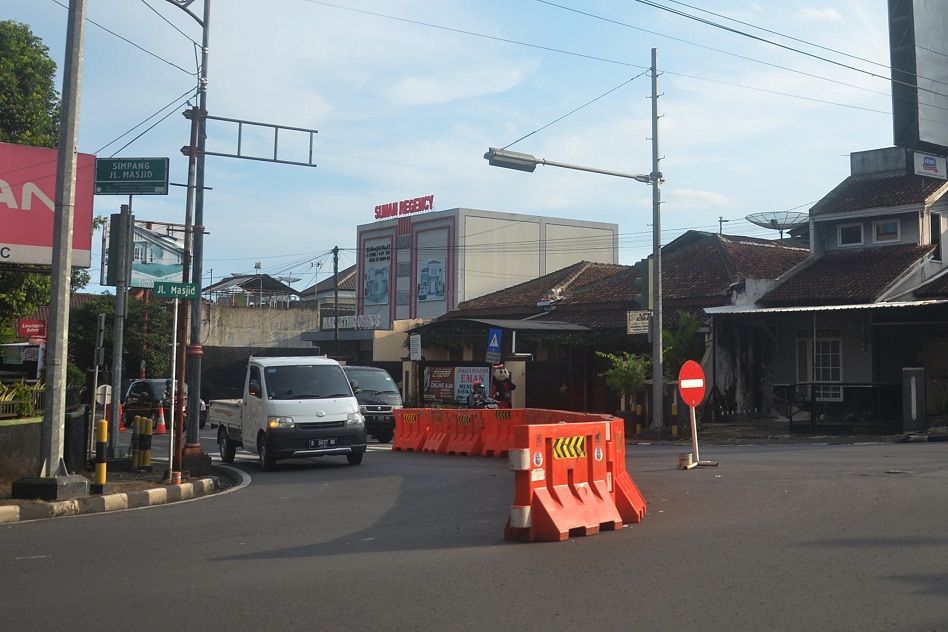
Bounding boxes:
678 360 706 407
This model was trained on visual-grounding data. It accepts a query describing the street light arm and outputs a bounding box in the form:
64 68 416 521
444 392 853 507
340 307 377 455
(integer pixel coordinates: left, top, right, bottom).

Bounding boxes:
536 157 652 183
164 0 204 26
484 147 652 183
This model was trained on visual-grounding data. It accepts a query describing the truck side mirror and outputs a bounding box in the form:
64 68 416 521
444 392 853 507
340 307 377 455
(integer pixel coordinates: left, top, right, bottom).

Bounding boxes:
248 380 261 398
349 379 359 392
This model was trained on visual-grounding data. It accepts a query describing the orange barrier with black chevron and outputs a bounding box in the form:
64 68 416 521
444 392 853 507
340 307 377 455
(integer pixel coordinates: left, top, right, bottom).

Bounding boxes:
393 409 427 452
422 409 450 454
603 416 647 523
481 408 518 457
445 410 484 456
505 420 630 542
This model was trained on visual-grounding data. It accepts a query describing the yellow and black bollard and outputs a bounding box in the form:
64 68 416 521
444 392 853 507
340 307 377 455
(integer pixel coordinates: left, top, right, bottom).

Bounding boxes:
130 416 141 468
139 416 153 471
90 419 113 495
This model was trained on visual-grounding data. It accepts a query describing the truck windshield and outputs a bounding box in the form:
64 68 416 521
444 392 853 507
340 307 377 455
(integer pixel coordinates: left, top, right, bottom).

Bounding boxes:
263 365 353 400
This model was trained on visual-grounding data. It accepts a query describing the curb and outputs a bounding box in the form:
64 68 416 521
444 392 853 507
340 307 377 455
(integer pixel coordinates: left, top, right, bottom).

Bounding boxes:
0 476 220 525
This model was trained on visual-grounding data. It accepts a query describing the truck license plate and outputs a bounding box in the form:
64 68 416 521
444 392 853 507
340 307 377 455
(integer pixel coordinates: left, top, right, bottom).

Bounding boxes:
310 438 337 449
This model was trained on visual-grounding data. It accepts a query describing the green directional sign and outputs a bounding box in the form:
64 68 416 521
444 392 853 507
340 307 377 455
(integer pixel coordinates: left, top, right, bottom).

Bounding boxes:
94 157 169 195
153 281 198 299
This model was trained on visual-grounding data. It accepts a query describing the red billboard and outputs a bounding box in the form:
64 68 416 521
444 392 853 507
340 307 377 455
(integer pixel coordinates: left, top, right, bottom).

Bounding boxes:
0 142 95 267
18 319 47 339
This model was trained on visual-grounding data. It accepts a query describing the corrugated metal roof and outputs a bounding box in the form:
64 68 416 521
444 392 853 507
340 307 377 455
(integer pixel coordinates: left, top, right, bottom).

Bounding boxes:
705 299 947 315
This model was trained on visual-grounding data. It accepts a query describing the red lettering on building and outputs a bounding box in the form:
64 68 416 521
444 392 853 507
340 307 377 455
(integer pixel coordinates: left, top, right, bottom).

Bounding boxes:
373 194 434 220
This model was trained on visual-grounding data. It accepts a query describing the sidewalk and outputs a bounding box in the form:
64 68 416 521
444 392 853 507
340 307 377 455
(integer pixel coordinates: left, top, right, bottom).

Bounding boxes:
632 418 948 446
0 461 242 524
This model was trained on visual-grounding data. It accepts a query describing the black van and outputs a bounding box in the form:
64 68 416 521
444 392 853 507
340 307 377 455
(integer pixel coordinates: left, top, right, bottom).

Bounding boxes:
342 366 402 443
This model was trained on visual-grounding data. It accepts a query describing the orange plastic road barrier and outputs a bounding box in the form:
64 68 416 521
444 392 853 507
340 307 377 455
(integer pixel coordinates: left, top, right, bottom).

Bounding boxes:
481 408 519 457
505 421 626 542
393 409 427 452
445 411 484 456
603 416 647 524
422 410 450 454
524 408 560 425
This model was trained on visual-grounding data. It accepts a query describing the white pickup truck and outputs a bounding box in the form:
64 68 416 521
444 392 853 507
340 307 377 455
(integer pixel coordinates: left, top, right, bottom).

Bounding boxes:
208 356 367 470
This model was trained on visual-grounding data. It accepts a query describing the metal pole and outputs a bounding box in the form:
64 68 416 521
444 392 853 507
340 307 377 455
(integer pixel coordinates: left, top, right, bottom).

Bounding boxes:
186 0 211 455
39 0 87 477
333 245 339 356
175 105 199 475
169 298 178 470
650 48 664 431
108 204 132 457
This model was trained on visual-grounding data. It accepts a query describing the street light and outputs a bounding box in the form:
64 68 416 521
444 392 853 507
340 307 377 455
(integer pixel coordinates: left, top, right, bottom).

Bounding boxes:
484 148 651 183
483 48 665 432
484 146 664 428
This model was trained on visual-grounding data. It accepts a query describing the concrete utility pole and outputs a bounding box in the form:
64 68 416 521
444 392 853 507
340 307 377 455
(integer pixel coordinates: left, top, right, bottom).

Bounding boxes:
34 0 89 496
649 48 665 432
333 246 340 357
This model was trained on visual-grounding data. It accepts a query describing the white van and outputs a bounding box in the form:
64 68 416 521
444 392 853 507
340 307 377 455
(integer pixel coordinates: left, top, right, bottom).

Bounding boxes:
208 357 367 470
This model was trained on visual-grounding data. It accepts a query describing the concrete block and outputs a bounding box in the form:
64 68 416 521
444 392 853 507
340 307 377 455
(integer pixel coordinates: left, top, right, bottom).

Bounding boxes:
78 496 106 514
142 488 167 506
0 505 21 524
18 504 52 521
102 493 129 512
125 490 151 509
47 500 80 518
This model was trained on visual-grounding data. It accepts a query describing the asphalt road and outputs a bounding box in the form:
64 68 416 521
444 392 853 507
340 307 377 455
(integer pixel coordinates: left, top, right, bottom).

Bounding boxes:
2 436 948 631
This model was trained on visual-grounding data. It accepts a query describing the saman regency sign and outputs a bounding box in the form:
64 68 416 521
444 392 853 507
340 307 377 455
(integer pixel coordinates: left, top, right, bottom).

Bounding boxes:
374 194 434 219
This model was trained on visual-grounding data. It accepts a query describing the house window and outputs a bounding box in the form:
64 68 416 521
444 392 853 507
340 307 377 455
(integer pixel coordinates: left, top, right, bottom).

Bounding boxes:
873 219 900 243
797 329 842 401
838 223 863 247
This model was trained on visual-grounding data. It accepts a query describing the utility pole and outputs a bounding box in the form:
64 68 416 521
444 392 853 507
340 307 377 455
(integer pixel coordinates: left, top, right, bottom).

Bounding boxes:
108 204 133 456
19 0 89 499
166 0 212 474
333 246 340 357
650 48 665 432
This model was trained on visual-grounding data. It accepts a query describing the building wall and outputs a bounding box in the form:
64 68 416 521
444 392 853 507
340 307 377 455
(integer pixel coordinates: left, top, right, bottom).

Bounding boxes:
203 305 321 348
357 207 618 330
820 211 921 252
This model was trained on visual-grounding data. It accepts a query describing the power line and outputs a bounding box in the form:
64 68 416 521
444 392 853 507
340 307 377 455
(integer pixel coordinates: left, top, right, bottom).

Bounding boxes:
50 0 195 76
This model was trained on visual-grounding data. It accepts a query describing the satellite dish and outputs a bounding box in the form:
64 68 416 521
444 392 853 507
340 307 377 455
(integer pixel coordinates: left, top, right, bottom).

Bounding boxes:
745 211 809 240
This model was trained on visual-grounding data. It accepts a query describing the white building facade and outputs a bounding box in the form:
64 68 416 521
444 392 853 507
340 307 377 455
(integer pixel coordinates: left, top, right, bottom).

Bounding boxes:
356 205 619 329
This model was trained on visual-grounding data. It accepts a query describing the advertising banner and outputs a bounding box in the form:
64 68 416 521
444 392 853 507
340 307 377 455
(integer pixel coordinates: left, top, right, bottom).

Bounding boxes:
423 366 455 402
0 142 95 266
417 257 446 302
454 366 491 404
364 241 391 305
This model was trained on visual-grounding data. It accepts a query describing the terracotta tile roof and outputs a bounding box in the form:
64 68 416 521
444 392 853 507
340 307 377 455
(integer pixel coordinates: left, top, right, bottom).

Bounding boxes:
533 307 630 330
30 292 104 321
447 234 809 331
663 233 808 300
299 264 357 296
455 261 627 313
759 244 934 307
811 174 948 216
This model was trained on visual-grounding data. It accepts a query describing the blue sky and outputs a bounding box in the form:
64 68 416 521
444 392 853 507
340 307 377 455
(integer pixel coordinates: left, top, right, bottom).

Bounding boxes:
9 0 893 292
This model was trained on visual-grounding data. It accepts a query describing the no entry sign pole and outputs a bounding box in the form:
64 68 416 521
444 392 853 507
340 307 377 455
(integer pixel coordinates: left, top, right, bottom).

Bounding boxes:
678 360 718 469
